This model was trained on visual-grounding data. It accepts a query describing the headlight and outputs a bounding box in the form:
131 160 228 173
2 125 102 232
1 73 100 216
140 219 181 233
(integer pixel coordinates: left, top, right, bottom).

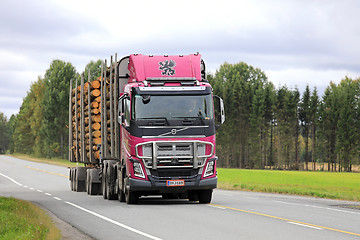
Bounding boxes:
203 160 215 178
197 143 206 156
142 144 152 158
133 161 145 178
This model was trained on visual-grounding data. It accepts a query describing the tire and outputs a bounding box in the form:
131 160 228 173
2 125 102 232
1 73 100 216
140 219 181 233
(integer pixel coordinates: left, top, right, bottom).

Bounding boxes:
102 162 108 199
125 191 139 204
73 168 77 191
106 164 118 200
117 166 126 202
118 186 126 202
188 191 199 202
86 169 90 194
75 167 87 192
198 189 212 204
72 168 77 192
88 169 101 195
70 168 74 191
124 177 138 204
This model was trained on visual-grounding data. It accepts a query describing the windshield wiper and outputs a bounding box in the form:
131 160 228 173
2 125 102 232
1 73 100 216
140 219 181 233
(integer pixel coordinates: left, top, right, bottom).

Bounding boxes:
138 117 169 125
197 110 205 124
173 113 205 124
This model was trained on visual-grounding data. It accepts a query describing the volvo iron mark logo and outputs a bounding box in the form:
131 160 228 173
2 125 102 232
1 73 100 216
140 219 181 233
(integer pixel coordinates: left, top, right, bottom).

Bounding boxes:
159 60 176 76
171 129 177 135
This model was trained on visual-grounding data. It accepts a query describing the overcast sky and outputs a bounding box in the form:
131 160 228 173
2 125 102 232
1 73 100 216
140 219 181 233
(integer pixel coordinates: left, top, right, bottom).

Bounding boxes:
1 0 360 119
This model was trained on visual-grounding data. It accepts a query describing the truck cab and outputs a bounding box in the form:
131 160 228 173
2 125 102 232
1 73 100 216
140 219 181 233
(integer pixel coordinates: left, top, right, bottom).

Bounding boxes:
115 54 225 203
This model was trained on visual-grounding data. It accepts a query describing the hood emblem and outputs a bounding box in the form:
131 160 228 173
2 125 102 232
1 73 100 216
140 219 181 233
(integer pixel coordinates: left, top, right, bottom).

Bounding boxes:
171 129 177 135
159 60 176 76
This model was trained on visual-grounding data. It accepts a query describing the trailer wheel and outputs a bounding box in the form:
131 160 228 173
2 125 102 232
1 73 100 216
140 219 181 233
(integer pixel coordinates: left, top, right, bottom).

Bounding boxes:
86 169 90 194
69 168 74 191
102 162 108 199
75 167 87 192
88 169 101 195
118 186 126 202
72 168 77 191
198 189 212 204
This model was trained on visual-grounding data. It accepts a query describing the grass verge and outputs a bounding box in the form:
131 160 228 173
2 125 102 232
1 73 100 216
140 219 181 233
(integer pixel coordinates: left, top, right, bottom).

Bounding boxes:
0 197 61 240
7 153 78 168
218 168 360 202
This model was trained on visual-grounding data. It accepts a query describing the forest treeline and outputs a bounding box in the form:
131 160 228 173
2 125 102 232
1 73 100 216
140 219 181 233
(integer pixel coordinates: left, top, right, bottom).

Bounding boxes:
208 63 360 172
0 60 101 158
0 59 359 172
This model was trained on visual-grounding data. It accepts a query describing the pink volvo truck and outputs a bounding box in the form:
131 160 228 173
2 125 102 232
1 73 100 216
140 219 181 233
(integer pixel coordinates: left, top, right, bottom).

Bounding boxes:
69 53 225 204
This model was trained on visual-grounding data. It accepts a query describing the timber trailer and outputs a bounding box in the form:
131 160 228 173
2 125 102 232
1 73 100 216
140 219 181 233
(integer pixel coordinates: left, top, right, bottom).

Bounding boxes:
68 53 225 204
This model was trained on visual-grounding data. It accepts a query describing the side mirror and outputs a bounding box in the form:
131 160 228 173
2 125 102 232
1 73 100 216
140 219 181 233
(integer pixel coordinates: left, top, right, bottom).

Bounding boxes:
118 93 129 124
214 95 225 129
118 99 123 124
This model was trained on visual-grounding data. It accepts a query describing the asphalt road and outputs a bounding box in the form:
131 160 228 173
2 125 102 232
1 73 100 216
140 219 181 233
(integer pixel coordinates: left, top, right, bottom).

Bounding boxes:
1 155 360 240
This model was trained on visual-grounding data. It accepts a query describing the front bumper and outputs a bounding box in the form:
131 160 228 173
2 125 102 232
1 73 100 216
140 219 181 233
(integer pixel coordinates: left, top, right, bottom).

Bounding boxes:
129 175 217 193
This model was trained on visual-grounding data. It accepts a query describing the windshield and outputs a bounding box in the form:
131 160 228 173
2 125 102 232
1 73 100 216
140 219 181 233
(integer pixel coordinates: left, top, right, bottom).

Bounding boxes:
133 94 214 120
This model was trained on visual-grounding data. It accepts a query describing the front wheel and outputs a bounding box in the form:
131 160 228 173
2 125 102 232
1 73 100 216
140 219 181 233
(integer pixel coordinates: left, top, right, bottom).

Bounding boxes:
198 189 212 204
124 177 138 204
125 191 139 204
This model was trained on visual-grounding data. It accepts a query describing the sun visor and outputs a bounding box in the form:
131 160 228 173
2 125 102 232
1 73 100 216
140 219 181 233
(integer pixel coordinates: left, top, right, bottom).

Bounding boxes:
128 54 202 82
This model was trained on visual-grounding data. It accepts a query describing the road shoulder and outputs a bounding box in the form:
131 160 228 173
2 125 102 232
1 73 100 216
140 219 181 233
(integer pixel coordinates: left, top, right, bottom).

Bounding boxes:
40 205 94 240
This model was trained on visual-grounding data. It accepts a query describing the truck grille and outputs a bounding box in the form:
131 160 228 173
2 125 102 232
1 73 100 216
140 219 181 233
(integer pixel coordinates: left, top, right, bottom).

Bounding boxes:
151 168 198 178
136 140 214 169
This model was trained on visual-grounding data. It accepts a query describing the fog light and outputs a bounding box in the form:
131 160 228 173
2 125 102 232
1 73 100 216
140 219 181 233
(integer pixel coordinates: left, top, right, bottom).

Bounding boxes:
133 161 145 178
203 161 214 177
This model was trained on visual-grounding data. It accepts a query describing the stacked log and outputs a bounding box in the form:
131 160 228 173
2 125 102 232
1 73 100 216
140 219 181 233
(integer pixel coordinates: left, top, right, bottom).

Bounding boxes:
99 55 119 160
69 76 102 163
69 54 119 164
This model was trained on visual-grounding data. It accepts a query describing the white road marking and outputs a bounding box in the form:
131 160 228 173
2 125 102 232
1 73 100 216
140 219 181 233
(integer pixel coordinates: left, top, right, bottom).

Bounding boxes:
37 189 43 193
65 201 163 240
0 173 23 186
53 197 61 201
274 200 360 215
288 221 323 230
29 187 34 190
274 200 300 205
45 193 52 196
304 204 323 209
219 193 233 196
207 204 226 209
245 197 259 200
325 207 360 215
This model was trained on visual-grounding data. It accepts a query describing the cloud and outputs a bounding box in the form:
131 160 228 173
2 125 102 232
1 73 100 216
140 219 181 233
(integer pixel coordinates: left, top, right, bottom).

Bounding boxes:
1 0 360 118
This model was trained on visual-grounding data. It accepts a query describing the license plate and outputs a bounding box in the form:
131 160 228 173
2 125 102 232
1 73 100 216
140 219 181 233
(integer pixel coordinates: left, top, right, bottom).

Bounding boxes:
166 180 185 187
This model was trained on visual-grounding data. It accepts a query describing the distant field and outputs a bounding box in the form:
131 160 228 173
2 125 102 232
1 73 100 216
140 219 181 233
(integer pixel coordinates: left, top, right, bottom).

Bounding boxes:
7 154 78 168
217 168 360 202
